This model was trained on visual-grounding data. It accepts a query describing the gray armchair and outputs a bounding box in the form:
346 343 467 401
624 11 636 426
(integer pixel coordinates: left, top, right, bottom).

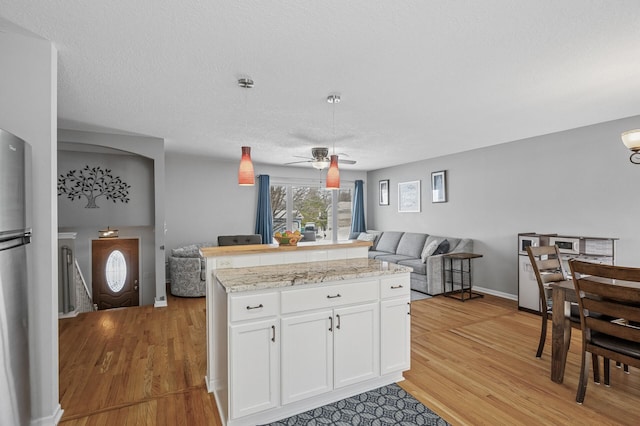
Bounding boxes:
168 243 213 297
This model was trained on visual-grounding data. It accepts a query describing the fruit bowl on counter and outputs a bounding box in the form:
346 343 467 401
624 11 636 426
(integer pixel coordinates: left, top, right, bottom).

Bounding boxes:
274 231 303 246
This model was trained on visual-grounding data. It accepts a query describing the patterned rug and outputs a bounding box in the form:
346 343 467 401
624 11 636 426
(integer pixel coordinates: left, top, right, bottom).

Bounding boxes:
261 383 449 426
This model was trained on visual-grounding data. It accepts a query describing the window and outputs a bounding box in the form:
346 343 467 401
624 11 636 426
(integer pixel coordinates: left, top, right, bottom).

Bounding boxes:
105 250 127 292
271 182 352 241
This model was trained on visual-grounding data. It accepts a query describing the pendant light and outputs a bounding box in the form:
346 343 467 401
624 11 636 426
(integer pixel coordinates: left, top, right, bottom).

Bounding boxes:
238 78 255 186
238 146 254 186
326 94 340 189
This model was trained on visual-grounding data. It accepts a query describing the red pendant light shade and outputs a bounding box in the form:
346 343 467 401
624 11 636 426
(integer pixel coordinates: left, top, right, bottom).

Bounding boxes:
326 154 340 189
238 146 255 186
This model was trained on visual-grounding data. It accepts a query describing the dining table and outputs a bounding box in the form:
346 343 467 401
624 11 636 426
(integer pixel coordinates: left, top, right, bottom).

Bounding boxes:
550 279 578 383
550 274 640 383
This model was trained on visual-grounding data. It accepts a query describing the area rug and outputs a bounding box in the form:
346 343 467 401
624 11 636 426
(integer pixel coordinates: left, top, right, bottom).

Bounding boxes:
261 383 449 426
411 290 432 302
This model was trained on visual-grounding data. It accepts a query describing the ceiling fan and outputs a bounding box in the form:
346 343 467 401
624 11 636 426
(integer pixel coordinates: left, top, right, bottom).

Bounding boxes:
285 147 357 169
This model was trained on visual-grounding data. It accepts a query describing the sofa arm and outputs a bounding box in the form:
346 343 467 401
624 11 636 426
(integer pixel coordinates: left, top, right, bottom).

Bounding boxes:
168 256 205 297
425 254 446 295
426 239 474 294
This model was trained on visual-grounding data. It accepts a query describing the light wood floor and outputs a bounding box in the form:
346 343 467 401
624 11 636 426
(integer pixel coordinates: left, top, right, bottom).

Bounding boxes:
58 292 640 425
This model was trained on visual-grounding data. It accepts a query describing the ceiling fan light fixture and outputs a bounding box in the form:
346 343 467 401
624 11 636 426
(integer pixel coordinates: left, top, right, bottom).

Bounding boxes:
326 155 340 189
312 158 330 169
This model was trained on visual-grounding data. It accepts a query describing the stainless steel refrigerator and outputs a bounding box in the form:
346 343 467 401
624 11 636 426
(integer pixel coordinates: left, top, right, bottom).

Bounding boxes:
0 128 32 425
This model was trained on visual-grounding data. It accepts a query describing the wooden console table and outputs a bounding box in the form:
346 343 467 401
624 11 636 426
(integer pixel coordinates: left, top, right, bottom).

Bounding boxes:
442 252 484 301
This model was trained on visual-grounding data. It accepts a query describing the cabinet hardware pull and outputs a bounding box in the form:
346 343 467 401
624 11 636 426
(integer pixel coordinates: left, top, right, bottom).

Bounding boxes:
271 325 276 342
327 294 342 299
336 314 341 329
391 285 403 289
329 316 333 332
408 302 411 315
246 304 264 310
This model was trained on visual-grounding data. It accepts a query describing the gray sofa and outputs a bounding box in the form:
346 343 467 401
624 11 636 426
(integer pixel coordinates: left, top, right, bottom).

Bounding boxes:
363 231 473 295
168 234 263 297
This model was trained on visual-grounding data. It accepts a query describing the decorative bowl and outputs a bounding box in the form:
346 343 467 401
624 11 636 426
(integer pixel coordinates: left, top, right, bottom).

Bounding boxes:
274 234 302 246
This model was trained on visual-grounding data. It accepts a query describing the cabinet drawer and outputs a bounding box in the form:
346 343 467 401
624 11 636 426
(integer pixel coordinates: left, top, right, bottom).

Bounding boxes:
229 292 279 322
380 276 410 299
281 280 378 314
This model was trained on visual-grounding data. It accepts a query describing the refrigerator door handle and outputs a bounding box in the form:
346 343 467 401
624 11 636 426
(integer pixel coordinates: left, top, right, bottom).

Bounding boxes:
0 236 30 252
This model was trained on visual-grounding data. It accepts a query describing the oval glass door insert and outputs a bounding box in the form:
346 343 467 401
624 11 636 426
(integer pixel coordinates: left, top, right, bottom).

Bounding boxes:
106 249 127 292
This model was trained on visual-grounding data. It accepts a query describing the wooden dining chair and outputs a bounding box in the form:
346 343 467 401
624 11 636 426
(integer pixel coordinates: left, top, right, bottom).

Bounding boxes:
569 260 640 404
526 245 579 358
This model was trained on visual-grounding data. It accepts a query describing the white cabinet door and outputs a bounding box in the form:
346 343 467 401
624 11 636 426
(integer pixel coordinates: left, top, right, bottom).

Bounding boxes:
281 310 333 404
229 319 279 419
333 302 379 388
380 298 411 375
518 255 540 311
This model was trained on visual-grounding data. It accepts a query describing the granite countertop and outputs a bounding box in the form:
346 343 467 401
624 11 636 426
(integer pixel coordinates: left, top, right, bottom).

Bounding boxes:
215 258 412 293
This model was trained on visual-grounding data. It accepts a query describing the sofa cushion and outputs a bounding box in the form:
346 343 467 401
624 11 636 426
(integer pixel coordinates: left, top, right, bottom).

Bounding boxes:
368 250 392 259
374 231 404 253
395 233 428 258
397 258 427 275
447 237 461 251
433 239 450 255
375 254 416 264
452 238 473 254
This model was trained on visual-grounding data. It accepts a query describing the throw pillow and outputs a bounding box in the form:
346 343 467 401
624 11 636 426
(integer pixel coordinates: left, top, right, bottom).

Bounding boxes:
357 232 376 242
432 239 450 256
357 232 378 250
420 239 440 262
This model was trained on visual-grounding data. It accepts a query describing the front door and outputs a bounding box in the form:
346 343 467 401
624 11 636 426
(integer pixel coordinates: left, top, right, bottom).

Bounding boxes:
92 238 139 310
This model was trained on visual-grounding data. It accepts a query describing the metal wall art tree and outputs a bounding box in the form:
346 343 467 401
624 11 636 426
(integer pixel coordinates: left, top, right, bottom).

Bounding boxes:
58 165 131 208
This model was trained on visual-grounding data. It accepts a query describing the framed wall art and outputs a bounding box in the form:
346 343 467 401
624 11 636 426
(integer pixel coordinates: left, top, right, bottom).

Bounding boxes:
379 179 389 205
431 170 447 203
398 180 421 212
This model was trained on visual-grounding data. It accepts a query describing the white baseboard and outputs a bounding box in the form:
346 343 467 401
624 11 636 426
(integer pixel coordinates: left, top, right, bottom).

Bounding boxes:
472 286 517 301
30 404 63 426
58 310 79 319
154 297 168 308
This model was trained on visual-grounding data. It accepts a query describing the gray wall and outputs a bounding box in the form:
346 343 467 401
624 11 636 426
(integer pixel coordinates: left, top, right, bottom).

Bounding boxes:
58 129 167 305
0 22 61 425
367 116 640 298
58 150 154 226
57 150 158 305
164 152 367 253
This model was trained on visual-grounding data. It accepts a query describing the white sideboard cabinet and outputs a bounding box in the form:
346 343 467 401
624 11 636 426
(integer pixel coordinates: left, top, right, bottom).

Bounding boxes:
517 232 617 313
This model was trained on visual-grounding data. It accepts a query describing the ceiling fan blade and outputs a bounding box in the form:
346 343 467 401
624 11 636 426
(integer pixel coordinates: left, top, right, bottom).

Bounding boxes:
292 155 313 160
284 160 313 165
338 159 357 165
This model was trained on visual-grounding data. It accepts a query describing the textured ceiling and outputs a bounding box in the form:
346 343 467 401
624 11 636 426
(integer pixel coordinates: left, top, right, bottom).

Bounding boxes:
2 1 640 170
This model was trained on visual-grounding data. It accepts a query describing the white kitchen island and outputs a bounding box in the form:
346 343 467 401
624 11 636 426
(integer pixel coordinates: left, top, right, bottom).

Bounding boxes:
202 243 412 426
